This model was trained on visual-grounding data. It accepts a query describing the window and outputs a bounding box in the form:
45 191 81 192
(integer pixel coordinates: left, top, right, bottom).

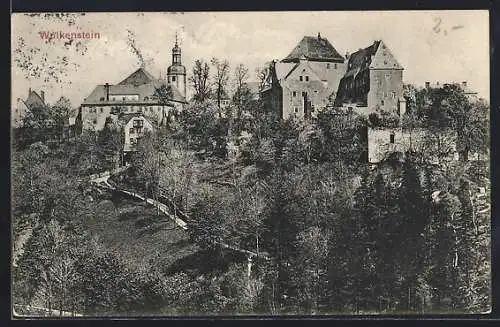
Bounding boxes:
299 76 303 82
133 119 143 127
381 100 385 106
292 91 297 97
302 91 308 97
93 119 97 124
100 108 103 113
311 105 315 112
129 127 135 134
327 63 330 69
305 76 309 82
130 138 137 145
144 96 149 101
391 91 396 99
172 76 176 82
390 133 395 144
334 63 337 69
100 97 105 101
294 107 299 113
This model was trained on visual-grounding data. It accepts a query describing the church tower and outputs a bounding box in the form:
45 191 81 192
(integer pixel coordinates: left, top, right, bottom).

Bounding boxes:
166 34 187 99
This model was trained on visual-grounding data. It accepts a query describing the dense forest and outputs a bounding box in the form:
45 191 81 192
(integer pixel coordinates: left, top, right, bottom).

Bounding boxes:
12 60 490 316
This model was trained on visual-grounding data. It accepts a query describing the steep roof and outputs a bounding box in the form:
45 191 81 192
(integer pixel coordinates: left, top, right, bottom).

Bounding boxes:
118 68 157 86
283 35 345 63
82 82 186 105
343 40 402 79
344 41 381 78
24 90 46 109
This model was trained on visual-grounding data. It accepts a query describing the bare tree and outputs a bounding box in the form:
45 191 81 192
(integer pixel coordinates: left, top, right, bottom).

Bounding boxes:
234 64 248 114
255 63 270 93
211 58 230 113
189 59 211 103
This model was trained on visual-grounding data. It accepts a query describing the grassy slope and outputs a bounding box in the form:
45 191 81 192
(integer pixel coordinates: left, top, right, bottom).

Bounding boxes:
81 193 198 272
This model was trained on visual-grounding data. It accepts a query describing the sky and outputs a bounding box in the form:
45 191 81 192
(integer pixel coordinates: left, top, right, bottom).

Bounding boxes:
11 10 489 108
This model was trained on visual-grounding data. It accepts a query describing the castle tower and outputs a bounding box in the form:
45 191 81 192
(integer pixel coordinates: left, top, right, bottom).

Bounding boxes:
166 34 187 99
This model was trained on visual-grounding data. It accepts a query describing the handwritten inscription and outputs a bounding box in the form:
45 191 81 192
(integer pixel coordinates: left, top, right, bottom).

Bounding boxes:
433 17 464 36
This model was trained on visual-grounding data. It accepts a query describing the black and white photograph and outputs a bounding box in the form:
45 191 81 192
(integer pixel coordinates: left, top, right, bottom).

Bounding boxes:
11 10 490 317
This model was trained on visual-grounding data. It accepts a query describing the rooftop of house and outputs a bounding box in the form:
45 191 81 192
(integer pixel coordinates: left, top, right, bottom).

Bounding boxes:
343 40 403 79
82 68 186 105
23 90 47 109
118 67 158 86
117 112 154 126
282 34 345 63
343 40 381 79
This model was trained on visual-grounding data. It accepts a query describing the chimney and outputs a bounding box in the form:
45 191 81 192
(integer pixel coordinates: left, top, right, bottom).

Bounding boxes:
104 83 110 101
425 82 430 89
28 87 31 95
317 32 321 39
41 91 45 103
345 51 350 59
462 81 467 88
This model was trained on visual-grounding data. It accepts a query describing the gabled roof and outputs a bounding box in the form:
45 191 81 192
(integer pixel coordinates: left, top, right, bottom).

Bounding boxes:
24 90 47 109
117 113 154 126
343 40 402 79
118 68 157 86
82 80 186 105
283 35 345 63
344 40 381 79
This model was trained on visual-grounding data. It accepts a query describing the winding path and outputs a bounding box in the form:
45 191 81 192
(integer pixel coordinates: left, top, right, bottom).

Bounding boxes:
89 167 269 260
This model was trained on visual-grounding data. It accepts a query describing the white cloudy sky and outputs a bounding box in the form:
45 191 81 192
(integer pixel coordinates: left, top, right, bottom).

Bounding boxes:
11 10 489 107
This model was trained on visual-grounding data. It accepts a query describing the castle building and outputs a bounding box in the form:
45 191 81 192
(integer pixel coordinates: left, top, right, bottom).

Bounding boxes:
335 40 405 116
261 33 348 119
79 39 187 133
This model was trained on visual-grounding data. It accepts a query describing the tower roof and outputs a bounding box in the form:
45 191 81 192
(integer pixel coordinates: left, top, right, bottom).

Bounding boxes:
283 35 345 63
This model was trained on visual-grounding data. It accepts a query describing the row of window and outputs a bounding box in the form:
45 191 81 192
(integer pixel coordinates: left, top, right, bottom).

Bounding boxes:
299 76 309 82
99 96 152 102
86 106 163 114
292 91 311 97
